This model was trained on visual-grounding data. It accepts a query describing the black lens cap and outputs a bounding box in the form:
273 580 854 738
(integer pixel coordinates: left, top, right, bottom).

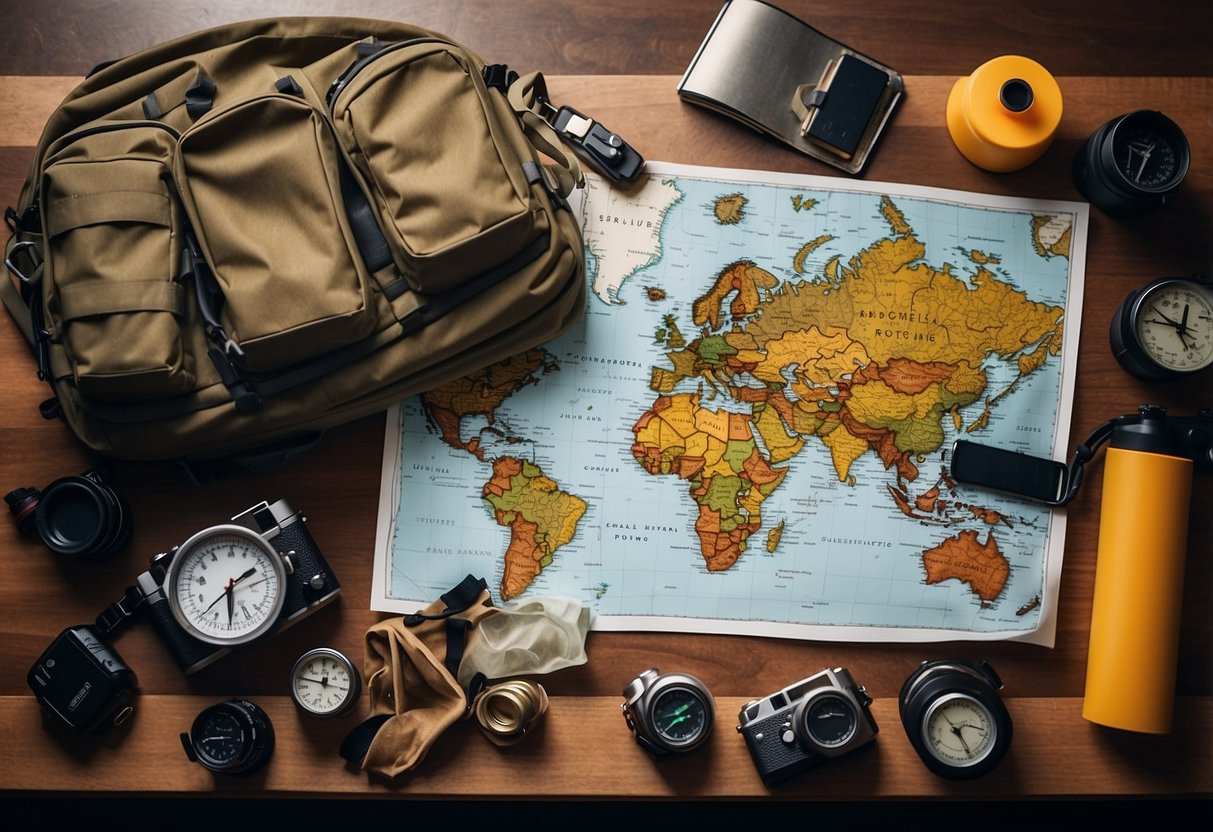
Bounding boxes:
35 477 115 559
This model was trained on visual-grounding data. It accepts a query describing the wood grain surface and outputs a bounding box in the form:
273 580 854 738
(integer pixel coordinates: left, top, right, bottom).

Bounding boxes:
0 3 1211 808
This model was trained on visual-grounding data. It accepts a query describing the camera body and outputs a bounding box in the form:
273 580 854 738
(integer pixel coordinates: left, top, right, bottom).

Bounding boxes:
28 625 137 732
737 667 878 785
5 468 132 560
136 499 340 675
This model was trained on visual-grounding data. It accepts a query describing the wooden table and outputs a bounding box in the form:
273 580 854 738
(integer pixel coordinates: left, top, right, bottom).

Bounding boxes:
1 0 1210 813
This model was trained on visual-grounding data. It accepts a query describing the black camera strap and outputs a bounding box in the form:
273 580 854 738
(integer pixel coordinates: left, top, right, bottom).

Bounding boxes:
95 583 148 638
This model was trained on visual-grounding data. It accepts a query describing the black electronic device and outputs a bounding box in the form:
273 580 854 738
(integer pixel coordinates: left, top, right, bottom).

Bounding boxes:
799 54 891 159
950 440 1069 505
1110 275 1213 380
1073 110 1190 216
621 668 715 756
99 499 341 675
27 625 137 733
551 105 645 183
899 658 1013 780
736 666 877 785
5 469 132 560
181 699 275 775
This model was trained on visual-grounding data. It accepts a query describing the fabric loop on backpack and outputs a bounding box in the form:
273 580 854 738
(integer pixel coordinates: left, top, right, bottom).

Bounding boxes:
46 190 172 238
58 280 185 322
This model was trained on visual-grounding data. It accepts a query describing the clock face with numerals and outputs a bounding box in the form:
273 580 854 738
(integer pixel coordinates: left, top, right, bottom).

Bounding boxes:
1132 279 1213 374
289 648 361 716
164 525 288 647
1112 277 1213 380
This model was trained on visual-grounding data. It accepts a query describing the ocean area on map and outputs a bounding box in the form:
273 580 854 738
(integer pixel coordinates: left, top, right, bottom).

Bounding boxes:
372 162 1087 645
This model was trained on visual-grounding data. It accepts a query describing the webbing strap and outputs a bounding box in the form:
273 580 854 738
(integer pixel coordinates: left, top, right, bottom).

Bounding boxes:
506 72 583 198
58 280 184 321
45 190 171 237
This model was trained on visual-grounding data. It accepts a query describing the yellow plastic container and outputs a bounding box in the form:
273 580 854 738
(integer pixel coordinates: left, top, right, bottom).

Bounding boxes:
1082 447 1193 733
946 55 1063 172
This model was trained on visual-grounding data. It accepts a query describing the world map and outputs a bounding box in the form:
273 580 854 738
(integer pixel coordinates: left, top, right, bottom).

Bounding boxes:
374 163 1086 643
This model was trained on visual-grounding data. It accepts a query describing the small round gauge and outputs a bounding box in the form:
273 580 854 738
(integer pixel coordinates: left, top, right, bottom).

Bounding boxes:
801 691 858 750
164 524 289 647
1112 276 1213 380
621 668 715 756
651 685 711 746
899 658 1013 780
290 647 362 717
922 693 998 768
181 699 275 775
1073 110 1190 215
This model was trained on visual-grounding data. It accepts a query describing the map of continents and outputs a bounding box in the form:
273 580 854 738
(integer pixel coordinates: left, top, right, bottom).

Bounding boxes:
396 164 1080 637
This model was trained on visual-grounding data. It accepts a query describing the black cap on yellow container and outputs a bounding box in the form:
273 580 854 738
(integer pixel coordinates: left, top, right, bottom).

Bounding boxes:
946 55 1063 173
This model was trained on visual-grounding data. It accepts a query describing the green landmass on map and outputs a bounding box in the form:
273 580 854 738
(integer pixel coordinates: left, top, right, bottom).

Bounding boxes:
483 457 588 601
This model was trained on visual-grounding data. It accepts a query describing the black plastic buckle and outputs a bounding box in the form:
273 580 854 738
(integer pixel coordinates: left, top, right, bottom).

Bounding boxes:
483 64 519 94
207 347 262 414
95 585 148 638
551 105 645 183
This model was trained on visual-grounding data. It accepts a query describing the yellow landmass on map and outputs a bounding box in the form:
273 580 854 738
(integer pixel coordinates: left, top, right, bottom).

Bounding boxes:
483 456 587 601
714 192 747 225
766 519 785 552
793 234 834 274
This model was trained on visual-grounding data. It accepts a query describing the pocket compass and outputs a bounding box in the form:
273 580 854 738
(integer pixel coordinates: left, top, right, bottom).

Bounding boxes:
1110 276 1213 380
289 647 361 717
899 658 1012 779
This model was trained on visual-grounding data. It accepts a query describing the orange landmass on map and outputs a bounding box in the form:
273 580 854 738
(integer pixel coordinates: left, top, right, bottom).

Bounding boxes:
420 348 555 458
691 260 779 331
921 529 1009 602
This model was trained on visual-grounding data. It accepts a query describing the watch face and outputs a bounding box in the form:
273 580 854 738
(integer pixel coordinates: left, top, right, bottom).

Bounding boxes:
290 648 360 716
1133 280 1213 373
165 525 288 646
193 708 248 769
922 692 998 768
803 692 857 748
1112 123 1183 192
651 686 710 746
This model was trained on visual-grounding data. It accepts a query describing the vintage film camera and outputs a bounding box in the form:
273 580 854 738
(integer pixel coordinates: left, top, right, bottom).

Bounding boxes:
130 499 341 675
737 666 878 785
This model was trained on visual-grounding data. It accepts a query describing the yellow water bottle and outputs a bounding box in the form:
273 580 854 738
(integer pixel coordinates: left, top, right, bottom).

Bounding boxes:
1082 406 1206 733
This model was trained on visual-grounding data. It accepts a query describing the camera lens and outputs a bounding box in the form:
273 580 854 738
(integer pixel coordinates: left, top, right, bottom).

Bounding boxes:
4 487 42 536
34 474 133 560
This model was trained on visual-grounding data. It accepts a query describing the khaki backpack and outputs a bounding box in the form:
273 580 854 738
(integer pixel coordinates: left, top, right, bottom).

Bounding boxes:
2 17 586 468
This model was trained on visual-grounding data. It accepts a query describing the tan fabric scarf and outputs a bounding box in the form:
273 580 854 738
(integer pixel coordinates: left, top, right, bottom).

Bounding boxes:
352 575 497 778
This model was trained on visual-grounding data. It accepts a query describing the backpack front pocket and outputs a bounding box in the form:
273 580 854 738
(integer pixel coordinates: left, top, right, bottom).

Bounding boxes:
41 122 194 402
177 93 376 372
330 41 543 295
